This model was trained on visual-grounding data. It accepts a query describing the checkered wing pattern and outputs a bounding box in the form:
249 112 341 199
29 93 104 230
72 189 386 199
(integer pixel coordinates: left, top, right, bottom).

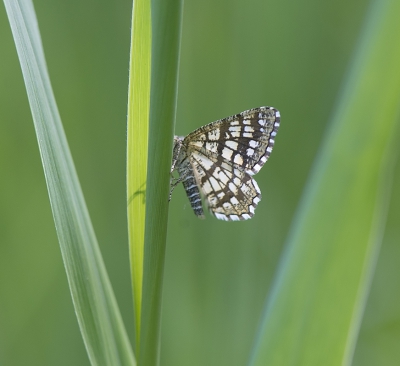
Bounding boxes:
171 106 280 221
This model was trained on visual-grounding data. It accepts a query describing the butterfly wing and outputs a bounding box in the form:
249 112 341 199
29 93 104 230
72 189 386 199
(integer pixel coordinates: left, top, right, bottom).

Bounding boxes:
189 151 261 221
184 107 280 176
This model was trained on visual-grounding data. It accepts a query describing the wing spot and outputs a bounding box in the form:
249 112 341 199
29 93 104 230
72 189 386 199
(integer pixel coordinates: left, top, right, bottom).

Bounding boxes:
230 196 239 205
246 148 255 156
215 213 229 220
234 154 243 165
217 192 225 199
209 176 222 191
229 182 239 195
218 169 230 184
240 184 249 195
221 162 233 171
252 164 262 173
249 140 258 148
202 181 213 194
233 177 241 186
226 141 239 150
193 153 215 171
223 202 233 210
222 147 233 160
253 179 261 194
208 129 220 141
205 142 218 153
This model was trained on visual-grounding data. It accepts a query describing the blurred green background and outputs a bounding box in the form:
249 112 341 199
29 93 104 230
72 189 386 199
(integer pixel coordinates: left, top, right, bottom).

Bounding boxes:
1 0 399 365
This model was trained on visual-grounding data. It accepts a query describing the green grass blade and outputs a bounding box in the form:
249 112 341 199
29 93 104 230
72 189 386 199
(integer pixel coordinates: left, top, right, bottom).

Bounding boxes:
127 0 151 354
249 0 400 365
127 0 183 362
139 0 183 365
4 0 135 365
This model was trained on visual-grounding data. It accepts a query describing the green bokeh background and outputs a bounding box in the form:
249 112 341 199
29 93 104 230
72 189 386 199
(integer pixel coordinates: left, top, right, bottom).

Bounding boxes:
1 1 399 365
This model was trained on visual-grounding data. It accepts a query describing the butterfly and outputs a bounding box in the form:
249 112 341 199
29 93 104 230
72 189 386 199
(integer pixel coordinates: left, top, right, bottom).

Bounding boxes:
169 107 280 221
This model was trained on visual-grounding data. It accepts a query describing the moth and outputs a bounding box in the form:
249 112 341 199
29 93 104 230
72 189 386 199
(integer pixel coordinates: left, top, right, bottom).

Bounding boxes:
170 107 280 221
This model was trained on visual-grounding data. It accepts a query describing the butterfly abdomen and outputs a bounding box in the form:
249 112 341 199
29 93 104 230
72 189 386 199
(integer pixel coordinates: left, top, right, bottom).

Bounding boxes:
178 160 205 219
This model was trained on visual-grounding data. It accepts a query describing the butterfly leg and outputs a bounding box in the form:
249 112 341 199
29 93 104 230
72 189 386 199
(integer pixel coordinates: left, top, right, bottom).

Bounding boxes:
169 173 187 201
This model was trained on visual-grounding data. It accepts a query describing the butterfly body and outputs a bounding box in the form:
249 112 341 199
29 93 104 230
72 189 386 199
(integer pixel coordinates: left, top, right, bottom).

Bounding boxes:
170 106 280 221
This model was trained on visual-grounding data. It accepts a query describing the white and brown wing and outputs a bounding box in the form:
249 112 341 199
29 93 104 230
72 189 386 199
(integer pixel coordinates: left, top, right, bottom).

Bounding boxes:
170 106 280 221
184 107 280 175
189 151 261 221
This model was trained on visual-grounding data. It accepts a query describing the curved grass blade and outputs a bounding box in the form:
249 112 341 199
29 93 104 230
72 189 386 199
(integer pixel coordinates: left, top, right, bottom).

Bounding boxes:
4 0 135 364
249 0 400 364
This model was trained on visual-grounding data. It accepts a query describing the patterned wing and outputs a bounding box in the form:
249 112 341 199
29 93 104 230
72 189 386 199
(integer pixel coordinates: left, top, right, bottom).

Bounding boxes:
184 107 280 176
189 151 261 221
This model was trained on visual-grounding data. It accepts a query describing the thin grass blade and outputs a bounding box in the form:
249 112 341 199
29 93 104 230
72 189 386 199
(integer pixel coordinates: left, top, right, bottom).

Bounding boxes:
3 0 135 364
126 0 151 354
138 0 183 365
